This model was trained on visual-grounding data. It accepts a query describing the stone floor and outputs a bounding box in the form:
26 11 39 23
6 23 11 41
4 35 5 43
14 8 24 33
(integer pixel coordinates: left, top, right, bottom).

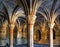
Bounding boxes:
0 44 60 47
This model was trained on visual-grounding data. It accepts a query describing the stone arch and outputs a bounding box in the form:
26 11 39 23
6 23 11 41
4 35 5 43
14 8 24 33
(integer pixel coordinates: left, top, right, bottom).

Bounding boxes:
36 30 41 41
34 22 42 41
17 17 27 44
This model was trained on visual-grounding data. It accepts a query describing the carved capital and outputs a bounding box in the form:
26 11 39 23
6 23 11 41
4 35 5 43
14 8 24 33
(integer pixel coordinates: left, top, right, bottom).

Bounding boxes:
48 23 55 28
9 24 15 29
28 15 37 24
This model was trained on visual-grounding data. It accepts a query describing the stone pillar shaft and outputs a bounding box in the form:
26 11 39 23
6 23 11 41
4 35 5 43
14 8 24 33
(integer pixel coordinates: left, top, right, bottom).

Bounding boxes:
27 15 36 47
17 28 22 45
0 25 6 46
9 24 15 47
27 24 34 47
50 28 53 47
49 23 55 47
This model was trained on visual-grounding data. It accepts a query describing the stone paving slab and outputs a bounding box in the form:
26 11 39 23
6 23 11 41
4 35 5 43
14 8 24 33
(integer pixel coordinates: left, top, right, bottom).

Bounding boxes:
0 44 60 47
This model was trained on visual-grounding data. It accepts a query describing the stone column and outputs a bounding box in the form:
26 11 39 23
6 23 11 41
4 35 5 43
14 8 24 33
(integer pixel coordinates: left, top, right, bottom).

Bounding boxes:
17 28 22 45
9 24 15 47
0 24 7 46
27 15 36 47
49 23 55 47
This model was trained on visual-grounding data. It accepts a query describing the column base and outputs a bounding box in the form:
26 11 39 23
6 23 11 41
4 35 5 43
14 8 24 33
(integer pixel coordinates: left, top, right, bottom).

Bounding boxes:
10 45 13 47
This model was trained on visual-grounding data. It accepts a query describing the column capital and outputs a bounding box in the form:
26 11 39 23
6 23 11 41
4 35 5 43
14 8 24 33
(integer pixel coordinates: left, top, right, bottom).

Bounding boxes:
28 15 37 25
48 23 55 28
9 24 15 29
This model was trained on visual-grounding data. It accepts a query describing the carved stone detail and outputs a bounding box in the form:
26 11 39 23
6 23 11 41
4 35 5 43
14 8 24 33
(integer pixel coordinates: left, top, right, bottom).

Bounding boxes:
48 23 55 28
28 15 37 24
9 24 15 29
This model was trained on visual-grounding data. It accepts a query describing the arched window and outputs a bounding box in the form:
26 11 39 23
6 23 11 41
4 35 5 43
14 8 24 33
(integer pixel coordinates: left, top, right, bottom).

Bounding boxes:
36 30 41 41
53 29 55 39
